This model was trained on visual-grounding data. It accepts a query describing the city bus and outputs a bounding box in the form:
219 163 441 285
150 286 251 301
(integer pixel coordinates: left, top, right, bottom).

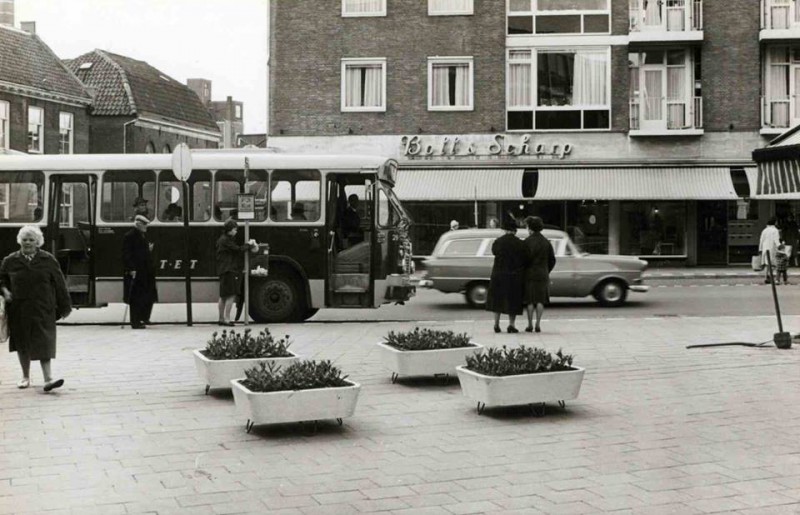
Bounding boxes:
0 150 415 322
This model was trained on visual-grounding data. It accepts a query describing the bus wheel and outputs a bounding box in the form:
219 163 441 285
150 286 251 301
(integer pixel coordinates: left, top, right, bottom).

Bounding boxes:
249 272 304 323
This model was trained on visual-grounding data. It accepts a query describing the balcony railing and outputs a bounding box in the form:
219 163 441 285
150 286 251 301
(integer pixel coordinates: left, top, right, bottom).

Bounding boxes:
762 0 800 30
761 95 800 129
630 96 703 132
630 0 703 32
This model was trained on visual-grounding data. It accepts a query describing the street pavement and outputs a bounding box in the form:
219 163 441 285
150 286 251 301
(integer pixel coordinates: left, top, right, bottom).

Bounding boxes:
1 312 800 514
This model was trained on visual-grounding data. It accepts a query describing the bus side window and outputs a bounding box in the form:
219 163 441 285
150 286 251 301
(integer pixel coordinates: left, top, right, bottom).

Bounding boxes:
0 172 44 223
101 170 155 222
191 170 212 222
214 170 241 222
270 170 321 222
246 169 269 222
157 171 183 223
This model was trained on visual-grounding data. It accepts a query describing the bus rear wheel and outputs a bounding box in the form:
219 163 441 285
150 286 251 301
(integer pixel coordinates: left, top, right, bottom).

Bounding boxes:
249 272 305 323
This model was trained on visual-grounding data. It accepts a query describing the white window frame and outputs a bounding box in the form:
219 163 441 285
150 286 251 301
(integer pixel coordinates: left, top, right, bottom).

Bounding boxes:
342 0 386 17
59 112 74 154
507 0 611 36
428 56 474 111
0 101 8 150
0 184 9 219
60 184 74 227
27 106 44 154
341 58 387 112
764 45 800 129
429 0 474 16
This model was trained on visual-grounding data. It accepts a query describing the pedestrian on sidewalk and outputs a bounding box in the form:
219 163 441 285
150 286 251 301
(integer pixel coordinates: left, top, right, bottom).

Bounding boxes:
216 219 256 326
775 243 790 285
122 215 157 329
487 217 530 333
0 226 71 391
523 216 556 333
759 217 781 283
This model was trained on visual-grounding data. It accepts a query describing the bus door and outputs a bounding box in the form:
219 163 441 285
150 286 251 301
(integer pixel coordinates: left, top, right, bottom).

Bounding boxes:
326 174 374 308
47 174 98 307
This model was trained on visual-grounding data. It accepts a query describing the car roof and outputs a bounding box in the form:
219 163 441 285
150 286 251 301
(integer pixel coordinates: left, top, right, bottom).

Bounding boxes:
436 228 567 241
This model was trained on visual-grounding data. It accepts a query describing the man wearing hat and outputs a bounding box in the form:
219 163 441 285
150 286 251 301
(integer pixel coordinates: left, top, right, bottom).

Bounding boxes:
122 215 157 329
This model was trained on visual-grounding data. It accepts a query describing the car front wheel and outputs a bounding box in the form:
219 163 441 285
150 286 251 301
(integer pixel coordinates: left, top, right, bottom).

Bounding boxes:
594 279 628 307
465 282 489 308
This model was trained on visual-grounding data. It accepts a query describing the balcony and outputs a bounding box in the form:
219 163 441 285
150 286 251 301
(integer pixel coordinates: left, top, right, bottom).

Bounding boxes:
761 0 800 40
761 95 800 134
630 96 703 136
629 0 703 43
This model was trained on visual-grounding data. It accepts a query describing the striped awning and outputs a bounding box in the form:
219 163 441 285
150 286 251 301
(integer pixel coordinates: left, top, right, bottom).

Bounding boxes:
753 159 800 198
394 168 524 201
534 168 738 200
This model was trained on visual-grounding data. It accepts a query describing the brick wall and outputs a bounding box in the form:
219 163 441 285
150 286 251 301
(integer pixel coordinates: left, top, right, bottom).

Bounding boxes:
90 117 219 153
0 92 90 153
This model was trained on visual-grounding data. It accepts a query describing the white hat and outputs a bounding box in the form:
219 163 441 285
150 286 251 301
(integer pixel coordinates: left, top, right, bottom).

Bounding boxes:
134 215 150 225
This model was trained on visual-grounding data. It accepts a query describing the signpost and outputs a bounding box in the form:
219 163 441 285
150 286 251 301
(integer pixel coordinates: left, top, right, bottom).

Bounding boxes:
172 144 193 326
240 158 254 326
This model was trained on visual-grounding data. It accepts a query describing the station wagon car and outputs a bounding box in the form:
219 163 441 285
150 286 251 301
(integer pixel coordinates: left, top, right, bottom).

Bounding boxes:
418 228 649 307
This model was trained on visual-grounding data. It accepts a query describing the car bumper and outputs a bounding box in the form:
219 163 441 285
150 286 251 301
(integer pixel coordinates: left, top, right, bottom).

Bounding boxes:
418 279 433 288
629 284 650 293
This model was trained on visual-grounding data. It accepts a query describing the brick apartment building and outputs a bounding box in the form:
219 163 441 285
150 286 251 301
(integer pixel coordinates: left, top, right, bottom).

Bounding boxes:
265 0 800 265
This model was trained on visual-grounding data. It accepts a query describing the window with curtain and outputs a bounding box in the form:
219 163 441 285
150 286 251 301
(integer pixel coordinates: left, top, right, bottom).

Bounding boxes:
767 46 792 128
0 101 8 150
342 0 386 16
508 0 609 35
666 50 687 128
27 106 43 153
429 0 473 15
341 59 386 112
428 57 473 110
59 112 73 154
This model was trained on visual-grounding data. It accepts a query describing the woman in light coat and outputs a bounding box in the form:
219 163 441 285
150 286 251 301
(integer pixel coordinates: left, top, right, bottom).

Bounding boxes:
759 217 782 283
0 226 72 391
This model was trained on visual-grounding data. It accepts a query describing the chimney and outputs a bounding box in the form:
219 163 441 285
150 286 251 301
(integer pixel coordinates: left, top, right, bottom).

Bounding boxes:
20 20 35 34
0 0 14 27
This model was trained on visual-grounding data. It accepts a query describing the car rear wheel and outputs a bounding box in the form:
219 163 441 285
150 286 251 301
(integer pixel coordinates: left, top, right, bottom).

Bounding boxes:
594 279 628 307
465 282 489 308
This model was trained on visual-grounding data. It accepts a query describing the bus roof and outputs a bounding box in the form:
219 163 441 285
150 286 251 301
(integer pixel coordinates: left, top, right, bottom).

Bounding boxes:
0 151 393 172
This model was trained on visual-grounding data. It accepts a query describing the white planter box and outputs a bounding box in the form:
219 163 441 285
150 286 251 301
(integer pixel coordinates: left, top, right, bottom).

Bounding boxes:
231 378 361 432
376 341 483 381
193 349 299 393
456 365 585 413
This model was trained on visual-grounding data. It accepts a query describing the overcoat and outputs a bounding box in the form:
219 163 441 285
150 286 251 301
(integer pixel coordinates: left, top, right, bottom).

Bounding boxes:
0 250 71 360
523 232 557 305
486 233 531 315
216 233 251 275
122 228 157 305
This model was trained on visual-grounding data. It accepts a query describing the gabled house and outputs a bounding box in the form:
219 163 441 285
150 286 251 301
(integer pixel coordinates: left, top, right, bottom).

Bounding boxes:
0 23 92 154
65 50 221 153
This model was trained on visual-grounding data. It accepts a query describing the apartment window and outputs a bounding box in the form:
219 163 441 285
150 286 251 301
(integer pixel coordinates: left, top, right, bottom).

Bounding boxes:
27 106 44 153
508 0 610 35
507 48 610 131
429 0 473 15
629 49 698 130
428 57 474 111
59 112 74 154
0 101 8 150
341 58 387 112
342 0 386 17
764 46 800 129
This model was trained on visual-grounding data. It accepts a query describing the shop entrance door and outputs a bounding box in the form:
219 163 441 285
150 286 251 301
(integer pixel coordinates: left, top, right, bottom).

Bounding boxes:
696 201 728 265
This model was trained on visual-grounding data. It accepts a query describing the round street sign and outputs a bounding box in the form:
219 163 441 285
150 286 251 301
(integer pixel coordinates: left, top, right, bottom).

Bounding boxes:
171 143 193 182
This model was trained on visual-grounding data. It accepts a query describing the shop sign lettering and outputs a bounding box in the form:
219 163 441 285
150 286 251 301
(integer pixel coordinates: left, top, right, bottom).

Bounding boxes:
401 134 572 159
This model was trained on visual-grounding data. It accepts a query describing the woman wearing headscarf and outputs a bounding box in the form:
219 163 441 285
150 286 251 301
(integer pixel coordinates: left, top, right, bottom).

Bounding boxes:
0 225 71 391
486 217 530 333
523 216 556 333
216 219 255 326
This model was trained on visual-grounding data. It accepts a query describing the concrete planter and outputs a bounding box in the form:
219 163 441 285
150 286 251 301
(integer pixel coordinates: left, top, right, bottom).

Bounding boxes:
456 366 585 415
231 378 361 432
376 341 483 382
193 349 299 394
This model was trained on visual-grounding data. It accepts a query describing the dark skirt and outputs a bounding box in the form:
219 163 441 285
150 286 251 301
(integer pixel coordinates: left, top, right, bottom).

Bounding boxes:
524 279 550 305
219 272 242 298
486 272 524 315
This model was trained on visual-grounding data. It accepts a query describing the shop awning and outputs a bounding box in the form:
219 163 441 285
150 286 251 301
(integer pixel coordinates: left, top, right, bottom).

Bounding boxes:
394 168 524 201
534 168 738 200
751 126 800 199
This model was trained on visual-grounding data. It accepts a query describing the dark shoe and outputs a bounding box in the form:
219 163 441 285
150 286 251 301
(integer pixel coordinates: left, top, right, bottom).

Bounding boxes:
525 326 533 333
222 321 234 327
535 325 541 333
132 324 146 329
507 326 519 334
493 325 501 333
43 379 64 392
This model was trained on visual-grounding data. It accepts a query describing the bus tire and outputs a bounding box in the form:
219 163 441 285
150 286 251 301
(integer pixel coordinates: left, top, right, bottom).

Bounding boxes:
249 271 305 323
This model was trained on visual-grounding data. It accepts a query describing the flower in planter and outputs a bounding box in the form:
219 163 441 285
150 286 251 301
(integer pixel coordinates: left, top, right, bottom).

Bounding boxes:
465 345 574 376
203 328 293 360
241 360 350 393
383 327 473 351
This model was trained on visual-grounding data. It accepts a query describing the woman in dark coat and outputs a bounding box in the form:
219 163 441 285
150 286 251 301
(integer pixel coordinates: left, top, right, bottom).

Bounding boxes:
523 216 557 333
216 219 255 326
486 218 530 333
1 225 71 391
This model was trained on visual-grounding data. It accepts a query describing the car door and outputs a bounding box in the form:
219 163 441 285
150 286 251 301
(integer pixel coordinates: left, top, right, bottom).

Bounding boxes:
548 238 576 297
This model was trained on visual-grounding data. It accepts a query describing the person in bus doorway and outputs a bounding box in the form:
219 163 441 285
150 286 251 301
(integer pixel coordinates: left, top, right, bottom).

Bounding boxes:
523 216 556 333
759 217 781 284
486 217 530 333
123 215 157 329
341 194 362 247
1 225 72 391
216 219 256 326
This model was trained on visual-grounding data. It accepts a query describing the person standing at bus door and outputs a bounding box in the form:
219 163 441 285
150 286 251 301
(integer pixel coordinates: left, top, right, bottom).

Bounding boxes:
122 215 157 329
0 225 71 391
486 217 530 333
759 217 781 284
216 219 255 326
523 216 556 333
341 194 362 247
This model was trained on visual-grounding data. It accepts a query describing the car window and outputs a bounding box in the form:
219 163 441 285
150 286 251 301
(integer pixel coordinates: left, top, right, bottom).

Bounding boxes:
442 239 482 256
481 239 496 256
548 238 564 255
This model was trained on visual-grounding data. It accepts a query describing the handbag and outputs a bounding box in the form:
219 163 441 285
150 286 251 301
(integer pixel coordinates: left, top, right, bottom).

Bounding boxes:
0 296 8 344
751 254 763 271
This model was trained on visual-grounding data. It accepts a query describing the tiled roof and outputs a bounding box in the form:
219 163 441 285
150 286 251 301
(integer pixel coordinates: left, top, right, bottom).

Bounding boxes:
0 25 92 104
66 50 219 133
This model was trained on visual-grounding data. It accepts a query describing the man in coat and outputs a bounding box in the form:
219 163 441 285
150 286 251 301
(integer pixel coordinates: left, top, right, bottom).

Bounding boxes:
123 215 157 329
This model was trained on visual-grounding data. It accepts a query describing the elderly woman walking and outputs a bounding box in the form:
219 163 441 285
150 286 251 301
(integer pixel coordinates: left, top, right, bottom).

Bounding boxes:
523 216 556 333
486 218 530 333
1 226 71 391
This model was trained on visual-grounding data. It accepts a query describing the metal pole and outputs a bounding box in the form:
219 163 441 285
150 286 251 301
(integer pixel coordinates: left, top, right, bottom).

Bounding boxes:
243 158 250 326
183 181 192 326
766 250 783 333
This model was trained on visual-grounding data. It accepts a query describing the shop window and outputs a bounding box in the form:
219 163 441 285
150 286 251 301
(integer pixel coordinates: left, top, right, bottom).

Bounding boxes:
0 172 44 223
619 201 686 256
101 171 156 222
566 200 609 254
270 170 321 222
